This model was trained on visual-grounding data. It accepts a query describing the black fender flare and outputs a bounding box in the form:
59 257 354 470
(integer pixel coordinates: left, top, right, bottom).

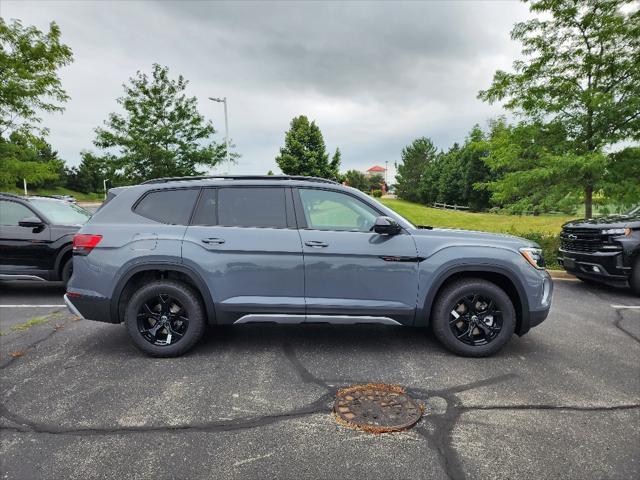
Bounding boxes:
110 262 216 325
53 244 73 279
418 263 531 335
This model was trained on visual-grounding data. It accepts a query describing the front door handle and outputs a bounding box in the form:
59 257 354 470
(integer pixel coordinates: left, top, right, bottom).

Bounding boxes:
305 240 328 248
201 237 225 245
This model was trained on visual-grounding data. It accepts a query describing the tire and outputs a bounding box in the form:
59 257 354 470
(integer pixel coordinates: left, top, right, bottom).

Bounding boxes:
431 278 516 357
61 257 73 287
124 280 206 357
630 257 640 297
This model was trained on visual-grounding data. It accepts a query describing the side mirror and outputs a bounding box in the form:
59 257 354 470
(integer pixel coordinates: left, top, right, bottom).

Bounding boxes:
373 216 401 235
18 216 45 228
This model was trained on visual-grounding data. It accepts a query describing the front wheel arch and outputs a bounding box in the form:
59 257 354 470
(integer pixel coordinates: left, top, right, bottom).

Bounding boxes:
422 267 527 335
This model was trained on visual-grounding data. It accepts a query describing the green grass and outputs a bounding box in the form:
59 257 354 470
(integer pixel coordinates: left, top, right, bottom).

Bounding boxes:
379 199 573 234
10 316 48 332
2 186 104 202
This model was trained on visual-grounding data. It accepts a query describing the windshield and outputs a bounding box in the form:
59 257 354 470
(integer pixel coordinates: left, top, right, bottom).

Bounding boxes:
627 205 640 216
28 199 91 225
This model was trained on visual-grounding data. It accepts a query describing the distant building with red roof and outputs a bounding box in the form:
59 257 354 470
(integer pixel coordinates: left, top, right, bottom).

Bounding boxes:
366 165 386 177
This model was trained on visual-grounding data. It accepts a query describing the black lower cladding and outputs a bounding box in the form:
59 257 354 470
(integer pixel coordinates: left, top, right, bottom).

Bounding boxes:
69 295 113 323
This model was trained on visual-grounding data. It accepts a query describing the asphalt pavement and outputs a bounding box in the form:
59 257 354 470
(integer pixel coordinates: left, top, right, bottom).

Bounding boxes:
0 278 638 479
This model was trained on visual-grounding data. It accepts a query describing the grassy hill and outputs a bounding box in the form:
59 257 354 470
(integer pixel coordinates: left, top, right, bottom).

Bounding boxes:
1 186 104 202
379 199 572 234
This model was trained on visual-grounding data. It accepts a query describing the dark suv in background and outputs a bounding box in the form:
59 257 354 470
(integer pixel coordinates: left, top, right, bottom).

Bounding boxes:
558 205 640 295
0 193 91 285
65 175 553 358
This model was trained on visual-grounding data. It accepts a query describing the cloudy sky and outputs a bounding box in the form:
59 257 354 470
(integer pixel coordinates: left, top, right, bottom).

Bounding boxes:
3 0 532 178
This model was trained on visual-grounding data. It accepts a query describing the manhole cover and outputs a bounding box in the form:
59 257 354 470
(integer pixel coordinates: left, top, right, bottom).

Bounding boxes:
333 383 423 433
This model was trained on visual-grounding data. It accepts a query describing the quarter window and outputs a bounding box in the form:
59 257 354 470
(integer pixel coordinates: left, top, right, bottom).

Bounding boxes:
134 189 199 225
298 189 378 232
217 188 287 228
0 201 37 226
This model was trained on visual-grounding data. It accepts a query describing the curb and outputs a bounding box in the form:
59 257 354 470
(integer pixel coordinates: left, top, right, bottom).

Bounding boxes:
547 269 576 280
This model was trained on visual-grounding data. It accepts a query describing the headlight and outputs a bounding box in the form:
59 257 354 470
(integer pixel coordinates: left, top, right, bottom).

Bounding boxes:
520 247 545 270
601 228 630 236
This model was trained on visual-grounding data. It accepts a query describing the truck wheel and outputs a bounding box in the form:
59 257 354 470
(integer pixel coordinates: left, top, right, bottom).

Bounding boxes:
630 257 640 297
124 280 206 357
61 257 73 287
431 278 516 357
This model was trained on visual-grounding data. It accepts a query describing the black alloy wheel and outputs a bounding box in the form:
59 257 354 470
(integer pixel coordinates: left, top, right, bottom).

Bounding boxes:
137 294 189 346
432 278 516 357
125 280 205 357
448 294 503 346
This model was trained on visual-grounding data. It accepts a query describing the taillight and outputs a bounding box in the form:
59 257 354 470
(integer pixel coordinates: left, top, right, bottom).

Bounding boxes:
73 234 103 255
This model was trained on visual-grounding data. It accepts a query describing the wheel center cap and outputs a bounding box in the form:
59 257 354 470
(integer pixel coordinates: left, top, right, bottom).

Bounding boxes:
471 315 478 323
160 315 168 323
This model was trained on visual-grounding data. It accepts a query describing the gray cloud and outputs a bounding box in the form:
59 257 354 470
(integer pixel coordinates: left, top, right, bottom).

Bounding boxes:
2 0 530 177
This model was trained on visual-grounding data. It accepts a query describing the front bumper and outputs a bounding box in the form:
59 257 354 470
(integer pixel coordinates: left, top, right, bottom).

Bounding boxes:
557 249 630 282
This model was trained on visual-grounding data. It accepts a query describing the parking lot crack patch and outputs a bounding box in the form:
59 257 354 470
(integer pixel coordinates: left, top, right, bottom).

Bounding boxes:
282 341 331 391
0 393 334 437
613 309 640 343
459 403 640 412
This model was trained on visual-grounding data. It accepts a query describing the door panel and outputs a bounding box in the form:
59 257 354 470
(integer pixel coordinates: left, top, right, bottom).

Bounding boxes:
182 187 304 324
300 230 419 324
295 188 419 325
0 200 52 276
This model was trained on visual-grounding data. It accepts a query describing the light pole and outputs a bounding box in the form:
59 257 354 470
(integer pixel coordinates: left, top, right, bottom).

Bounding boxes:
209 97 230 164
103 179 109 200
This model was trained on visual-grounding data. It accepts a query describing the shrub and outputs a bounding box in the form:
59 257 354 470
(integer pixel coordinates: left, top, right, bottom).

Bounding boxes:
371 189 383 198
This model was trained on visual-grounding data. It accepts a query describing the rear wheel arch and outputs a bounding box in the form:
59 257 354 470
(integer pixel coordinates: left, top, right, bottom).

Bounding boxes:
421 266 529 335
112 264 216 325
55 244 73 280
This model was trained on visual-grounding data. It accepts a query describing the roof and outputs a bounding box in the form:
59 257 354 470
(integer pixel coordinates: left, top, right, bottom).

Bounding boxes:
141 175 339 185
367 165 386 172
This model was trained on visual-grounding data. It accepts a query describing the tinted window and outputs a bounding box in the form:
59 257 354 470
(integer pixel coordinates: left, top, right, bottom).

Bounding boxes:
218 188 287 228
134 189 199 225
191 189 217 226
298 189 378 232
28 199 90 225
0 201 37 226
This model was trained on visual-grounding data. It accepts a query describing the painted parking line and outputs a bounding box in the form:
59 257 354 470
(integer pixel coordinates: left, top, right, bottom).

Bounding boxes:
0 305 66 308
610 305 640 309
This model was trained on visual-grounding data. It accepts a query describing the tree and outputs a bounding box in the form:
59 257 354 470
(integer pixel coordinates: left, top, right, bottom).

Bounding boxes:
479 0 640 217
88 64 228 184
275 115 340 180
344 169 369 191
395 137 437 202
0 19 73 188
64 152 112 194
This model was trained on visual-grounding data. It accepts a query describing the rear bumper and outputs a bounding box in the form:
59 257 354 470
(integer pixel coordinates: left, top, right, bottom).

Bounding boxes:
64 293 114 323
557 249 630 282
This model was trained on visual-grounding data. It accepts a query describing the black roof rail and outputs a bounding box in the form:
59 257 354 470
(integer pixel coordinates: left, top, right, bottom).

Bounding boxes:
141 175 340 185
0 192 23 199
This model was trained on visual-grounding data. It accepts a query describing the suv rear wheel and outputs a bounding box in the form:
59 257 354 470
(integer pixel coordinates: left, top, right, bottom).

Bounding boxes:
124 280 206 357
431 278 516 357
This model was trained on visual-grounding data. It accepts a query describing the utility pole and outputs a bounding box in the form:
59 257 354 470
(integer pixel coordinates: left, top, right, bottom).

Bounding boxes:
103 179 109 200
23 178 27 196
209 97 230 164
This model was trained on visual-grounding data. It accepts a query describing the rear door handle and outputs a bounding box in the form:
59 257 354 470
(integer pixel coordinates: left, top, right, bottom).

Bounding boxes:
201 237 225 245
305 240 328 248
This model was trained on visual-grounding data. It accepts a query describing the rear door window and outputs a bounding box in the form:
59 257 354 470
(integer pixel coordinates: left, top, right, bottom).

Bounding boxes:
134 189 199 225
217 187 287 228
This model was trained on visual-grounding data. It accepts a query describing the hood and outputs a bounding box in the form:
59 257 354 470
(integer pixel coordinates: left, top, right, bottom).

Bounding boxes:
410 227 537 249
563 213 640 229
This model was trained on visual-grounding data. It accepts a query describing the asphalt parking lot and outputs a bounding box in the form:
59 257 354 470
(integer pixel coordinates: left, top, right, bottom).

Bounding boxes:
1 278 639 480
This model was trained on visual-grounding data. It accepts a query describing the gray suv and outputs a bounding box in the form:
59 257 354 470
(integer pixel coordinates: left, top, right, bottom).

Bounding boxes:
64 176 553 357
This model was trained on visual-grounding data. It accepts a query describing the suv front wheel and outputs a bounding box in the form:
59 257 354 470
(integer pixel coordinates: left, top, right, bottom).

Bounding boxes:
124 280 206 357
431 278 516 357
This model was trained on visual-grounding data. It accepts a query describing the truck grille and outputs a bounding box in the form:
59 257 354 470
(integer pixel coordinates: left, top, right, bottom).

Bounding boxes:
560 228 604 253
